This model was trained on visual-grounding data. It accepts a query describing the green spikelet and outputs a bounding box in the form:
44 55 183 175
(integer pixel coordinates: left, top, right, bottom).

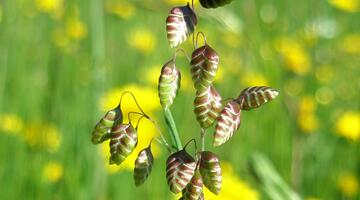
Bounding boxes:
199 151 222 195
194 86 222 128
91 106 122 144
235 86 279 110
158 60 181 109
134 146 154 186
199 0 233 8
190 44 219 92
179 170 203 200
109 123 138 165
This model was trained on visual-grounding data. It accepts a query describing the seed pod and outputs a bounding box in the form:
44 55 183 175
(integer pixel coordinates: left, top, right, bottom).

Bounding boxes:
109 123 138 165
166 149 197 194
194 86 222 128
91 106 122 144
213 100 241 147
158 60 181 109
190 44 219 92
134 146 154 186
199 151 222 195
166 3 197 48
235 86 279 110
199 0 233 8
180 170 203 200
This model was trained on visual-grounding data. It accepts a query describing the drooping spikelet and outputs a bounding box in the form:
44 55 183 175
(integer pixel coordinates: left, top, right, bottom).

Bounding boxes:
166 3 197 48
158 60 181 109
235 86 279 110
199 0 233 8
166 149 197 194
213 100 241 147
134 146 154 186
194 86 222 128
199 151 222 195
190 44 219 92
179 170 203 200
109 123 138 165
91 106 122 144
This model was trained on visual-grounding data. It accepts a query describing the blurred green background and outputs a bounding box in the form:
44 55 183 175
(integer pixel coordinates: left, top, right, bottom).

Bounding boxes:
0 0 359 199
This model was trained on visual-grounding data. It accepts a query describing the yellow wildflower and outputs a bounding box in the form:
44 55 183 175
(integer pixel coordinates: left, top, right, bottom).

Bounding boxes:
337 173 359 197
297 96 319 133
242 73 269 86
335 111 360 141
66 17 87 40
24 123 62 152
127 28 156 54
173 162 259 200
99 117 162 173
275 37 311 75
0 113 24 135
100 84 160 114
342 34 360 54
106 1 136 19
43 161 64 183
329 0 359 12
35 0 63 19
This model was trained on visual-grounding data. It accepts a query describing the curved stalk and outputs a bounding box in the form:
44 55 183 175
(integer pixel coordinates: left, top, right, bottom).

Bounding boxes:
163 108 182 151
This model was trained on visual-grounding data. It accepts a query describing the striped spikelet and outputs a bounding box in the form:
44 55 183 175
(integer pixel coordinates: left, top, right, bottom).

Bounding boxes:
91 106 122 144
166 3 197 48
179 171 203 200
236 86 279 110
109 123 138 165
158 60 181 108
134 146 154 186
199 0 233 8
166 150 197 194
194 86 222 128
213 100 241 147
190 44 219 92
199 151 222 195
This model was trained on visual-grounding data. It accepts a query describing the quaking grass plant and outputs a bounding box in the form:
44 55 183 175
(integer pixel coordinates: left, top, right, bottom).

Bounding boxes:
91 0 279 199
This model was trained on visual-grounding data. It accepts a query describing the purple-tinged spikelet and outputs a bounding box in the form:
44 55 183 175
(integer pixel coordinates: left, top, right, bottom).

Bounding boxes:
109 124 138 165
166 4 197 48
235 86 279 110
213 100 241 147
194 86 222 128
91 106 122 144
179 170 203 200
166 150 197 194
134 146 154 186
199 151 222 195
199 0 233 8
190 44 219 92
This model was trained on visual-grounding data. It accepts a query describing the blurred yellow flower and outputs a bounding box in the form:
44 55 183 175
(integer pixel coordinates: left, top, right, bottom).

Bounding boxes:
337 173 359 198
335 112 360 141
329 0 359 12
100 84 160 115
275 38 311 75
297 96 319 133
173 162 259 200
99 118 162 173
43 161 64 183
66 17 88 40
24 123 62 152
35 0 63 19
127 28 156 54
0 113 24 135
242 73 269 86
106 1 136 19
342 34 360 54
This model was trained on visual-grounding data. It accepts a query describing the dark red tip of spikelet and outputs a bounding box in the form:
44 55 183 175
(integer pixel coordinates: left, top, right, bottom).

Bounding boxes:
213 100 241 147
166 149 197 194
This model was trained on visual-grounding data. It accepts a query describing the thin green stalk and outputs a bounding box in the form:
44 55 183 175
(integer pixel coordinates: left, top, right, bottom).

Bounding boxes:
164 108 182 151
